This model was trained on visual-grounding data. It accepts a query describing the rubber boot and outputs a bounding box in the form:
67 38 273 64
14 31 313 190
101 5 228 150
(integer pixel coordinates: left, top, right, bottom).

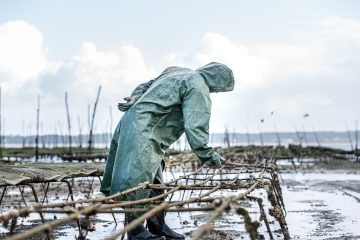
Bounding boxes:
147 164 185 240
126 214 166 240
147 212 185 240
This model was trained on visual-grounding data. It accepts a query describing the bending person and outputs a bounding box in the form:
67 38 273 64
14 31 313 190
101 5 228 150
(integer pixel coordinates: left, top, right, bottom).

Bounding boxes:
101 62 235 240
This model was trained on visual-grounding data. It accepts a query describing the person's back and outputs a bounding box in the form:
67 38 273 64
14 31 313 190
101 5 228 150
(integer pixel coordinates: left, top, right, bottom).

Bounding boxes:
129 66 198 148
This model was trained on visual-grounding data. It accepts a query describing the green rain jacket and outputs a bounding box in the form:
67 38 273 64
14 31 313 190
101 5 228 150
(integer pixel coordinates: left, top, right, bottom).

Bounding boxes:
101 62 235 201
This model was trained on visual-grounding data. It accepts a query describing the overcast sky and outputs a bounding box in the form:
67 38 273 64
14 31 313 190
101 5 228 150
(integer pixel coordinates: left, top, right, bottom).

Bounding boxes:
0 0 359 135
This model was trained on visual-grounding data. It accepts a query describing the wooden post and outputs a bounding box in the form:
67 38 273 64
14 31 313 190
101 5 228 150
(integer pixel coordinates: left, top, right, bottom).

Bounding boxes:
355 119 359 162
355 120 358 152
88 86 102 150
65 92 72 154
35 95 40 161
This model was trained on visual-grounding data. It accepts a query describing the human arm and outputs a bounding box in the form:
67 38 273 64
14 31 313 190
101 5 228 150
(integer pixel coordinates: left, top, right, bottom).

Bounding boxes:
182 85 224 167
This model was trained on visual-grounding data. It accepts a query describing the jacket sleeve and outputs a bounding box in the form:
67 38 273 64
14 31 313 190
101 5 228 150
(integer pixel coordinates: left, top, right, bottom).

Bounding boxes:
182 85 221 164
130 79 157 100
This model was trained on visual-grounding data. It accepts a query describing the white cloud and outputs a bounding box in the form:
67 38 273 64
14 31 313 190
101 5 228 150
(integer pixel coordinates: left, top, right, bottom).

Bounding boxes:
42 42 155 98
320 16 360 41
0 20 50 91
194 32 330 91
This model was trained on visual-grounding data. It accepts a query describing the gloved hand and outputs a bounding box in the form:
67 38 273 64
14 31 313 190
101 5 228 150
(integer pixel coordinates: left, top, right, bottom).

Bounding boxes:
220 156 226 165
118 97 136 112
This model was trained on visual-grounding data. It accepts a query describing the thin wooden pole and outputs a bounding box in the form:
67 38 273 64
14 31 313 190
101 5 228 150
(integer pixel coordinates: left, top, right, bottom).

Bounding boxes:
88 86 102 150
22 119 26 148
35 94 40 161
355 120 358 152
355 119 359 162
65 92 72 154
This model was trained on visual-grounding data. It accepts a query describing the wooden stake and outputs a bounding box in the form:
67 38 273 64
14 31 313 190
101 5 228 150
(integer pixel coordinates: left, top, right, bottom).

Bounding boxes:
35 94 40 161
88 86 102 150
65 92 72 154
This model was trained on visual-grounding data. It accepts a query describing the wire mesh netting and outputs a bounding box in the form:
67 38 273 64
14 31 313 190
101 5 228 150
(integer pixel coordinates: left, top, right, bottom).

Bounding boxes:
0 163 103 186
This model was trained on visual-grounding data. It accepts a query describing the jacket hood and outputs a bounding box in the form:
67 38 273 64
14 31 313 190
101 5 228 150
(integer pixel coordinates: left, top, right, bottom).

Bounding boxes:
196 62 235 93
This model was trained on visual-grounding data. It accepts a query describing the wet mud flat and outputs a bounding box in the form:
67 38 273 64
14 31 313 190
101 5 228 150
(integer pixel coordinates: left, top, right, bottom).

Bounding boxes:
1 162 360 239
282 169 360 240
167 167 360 239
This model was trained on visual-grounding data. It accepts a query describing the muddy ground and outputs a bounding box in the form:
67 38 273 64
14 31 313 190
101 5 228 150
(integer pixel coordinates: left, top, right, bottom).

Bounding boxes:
1 160 360 239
